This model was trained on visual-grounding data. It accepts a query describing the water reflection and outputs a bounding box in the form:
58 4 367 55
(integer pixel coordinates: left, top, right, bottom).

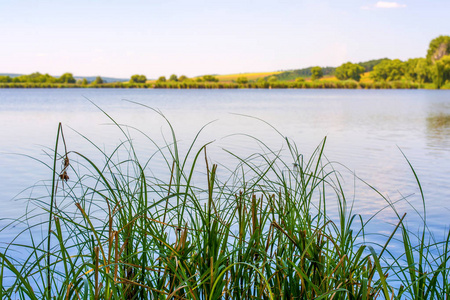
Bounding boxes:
426 99 450 151
427 113 450 130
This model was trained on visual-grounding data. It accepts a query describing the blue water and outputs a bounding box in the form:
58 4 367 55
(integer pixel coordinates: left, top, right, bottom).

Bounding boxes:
0 88 449 243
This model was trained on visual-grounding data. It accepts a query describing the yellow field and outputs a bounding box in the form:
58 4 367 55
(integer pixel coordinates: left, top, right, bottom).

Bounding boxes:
213 71 283 82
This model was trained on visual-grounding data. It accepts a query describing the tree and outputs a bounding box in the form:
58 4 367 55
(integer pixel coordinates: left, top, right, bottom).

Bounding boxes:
236 77 248 84
257 78 269 88
58 73 76 84
295 77 305 82
370 59 405 81
17 72 56 83
178 75 188 81
82 78 89 85
427 35 450 62
202 75 219 82
310 67 323 80
130 74 147 83
404 58 431 84
268 76 278 83
157 76 166 82
0 76 12 83
432 55 450 89
169 74 178 82
92 76 104 84
335 62 365 81
414 59 432 84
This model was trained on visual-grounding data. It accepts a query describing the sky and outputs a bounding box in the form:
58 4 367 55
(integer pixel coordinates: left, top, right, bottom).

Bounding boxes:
0 0 449 79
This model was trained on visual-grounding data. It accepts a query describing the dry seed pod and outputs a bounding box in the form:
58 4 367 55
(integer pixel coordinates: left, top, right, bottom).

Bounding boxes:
59 171 69 181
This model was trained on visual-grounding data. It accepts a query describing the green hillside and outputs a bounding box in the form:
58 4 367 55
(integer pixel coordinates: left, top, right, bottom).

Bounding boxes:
270 58 389 81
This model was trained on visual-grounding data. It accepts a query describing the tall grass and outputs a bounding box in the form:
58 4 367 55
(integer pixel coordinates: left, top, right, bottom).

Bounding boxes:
0 106 448 299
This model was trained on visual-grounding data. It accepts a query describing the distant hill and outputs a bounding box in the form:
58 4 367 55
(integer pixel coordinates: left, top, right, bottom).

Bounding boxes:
269 67 336 81
0 73 22 78
0 73 128 83
269 58 389 81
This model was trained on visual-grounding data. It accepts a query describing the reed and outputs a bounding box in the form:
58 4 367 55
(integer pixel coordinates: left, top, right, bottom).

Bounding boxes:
0 106 448 299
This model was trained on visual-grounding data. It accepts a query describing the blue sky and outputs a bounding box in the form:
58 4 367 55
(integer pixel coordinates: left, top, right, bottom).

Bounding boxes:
0 0 449 78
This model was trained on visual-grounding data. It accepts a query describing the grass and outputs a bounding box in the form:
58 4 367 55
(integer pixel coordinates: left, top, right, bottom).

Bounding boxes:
0 105 449 299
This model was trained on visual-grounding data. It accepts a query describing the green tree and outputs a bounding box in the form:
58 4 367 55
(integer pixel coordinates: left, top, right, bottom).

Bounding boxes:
268 76 278 83
0 76 12 83
157 76 166 82
202 75 219 82
427 35 450 62
295 77 305 82
414 59 432 84
257 78 269 88
432 55 450 89
236 76 248 84
169 74 178 82
370 59 405 81
58 73 76 84
82 78 89 85
130 74 147 83
311 67 323 80
335 62 365 81
178 75 188 81
17 72 56 83
404 58 431 83
92 76 104 84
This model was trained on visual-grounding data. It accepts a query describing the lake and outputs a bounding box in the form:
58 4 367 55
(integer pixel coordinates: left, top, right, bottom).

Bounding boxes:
1 88 449 244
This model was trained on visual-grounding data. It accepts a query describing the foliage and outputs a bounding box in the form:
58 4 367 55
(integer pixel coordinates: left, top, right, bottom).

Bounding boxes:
157 76 167 82
169 74 178 82
236 76 249 84
370 59 405 82
270 66 335 81
268 76 278 83
178 75 188 82
270 59 387 82
92 76 104 84
311 66 323 80
0 113 448 299
427 35 450 62
58 73 76 84
357 58 390 72
404 58 432 84
0 75 12 83
130 74 147 83
432 55 450 89
335 62 365 81
202 75 219 82
15 72 57 83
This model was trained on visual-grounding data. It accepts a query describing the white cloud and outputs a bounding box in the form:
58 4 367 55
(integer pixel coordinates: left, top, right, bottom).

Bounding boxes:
375 1 407 8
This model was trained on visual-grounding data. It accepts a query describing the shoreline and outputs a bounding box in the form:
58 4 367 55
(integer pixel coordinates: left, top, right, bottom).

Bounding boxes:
1 81 447 89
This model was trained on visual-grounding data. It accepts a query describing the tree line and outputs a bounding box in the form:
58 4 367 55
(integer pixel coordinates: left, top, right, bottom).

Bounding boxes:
1 36 449 89
0 73 105 85
298 35 450 88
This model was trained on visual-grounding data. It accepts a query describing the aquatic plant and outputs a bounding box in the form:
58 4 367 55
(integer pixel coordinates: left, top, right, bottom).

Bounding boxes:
0 105 448 299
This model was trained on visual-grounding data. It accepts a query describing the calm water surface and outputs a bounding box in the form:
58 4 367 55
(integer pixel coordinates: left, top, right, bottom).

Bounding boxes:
0 89 449 243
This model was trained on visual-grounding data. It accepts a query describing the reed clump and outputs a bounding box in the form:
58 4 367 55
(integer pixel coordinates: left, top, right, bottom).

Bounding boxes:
0 107 448 299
